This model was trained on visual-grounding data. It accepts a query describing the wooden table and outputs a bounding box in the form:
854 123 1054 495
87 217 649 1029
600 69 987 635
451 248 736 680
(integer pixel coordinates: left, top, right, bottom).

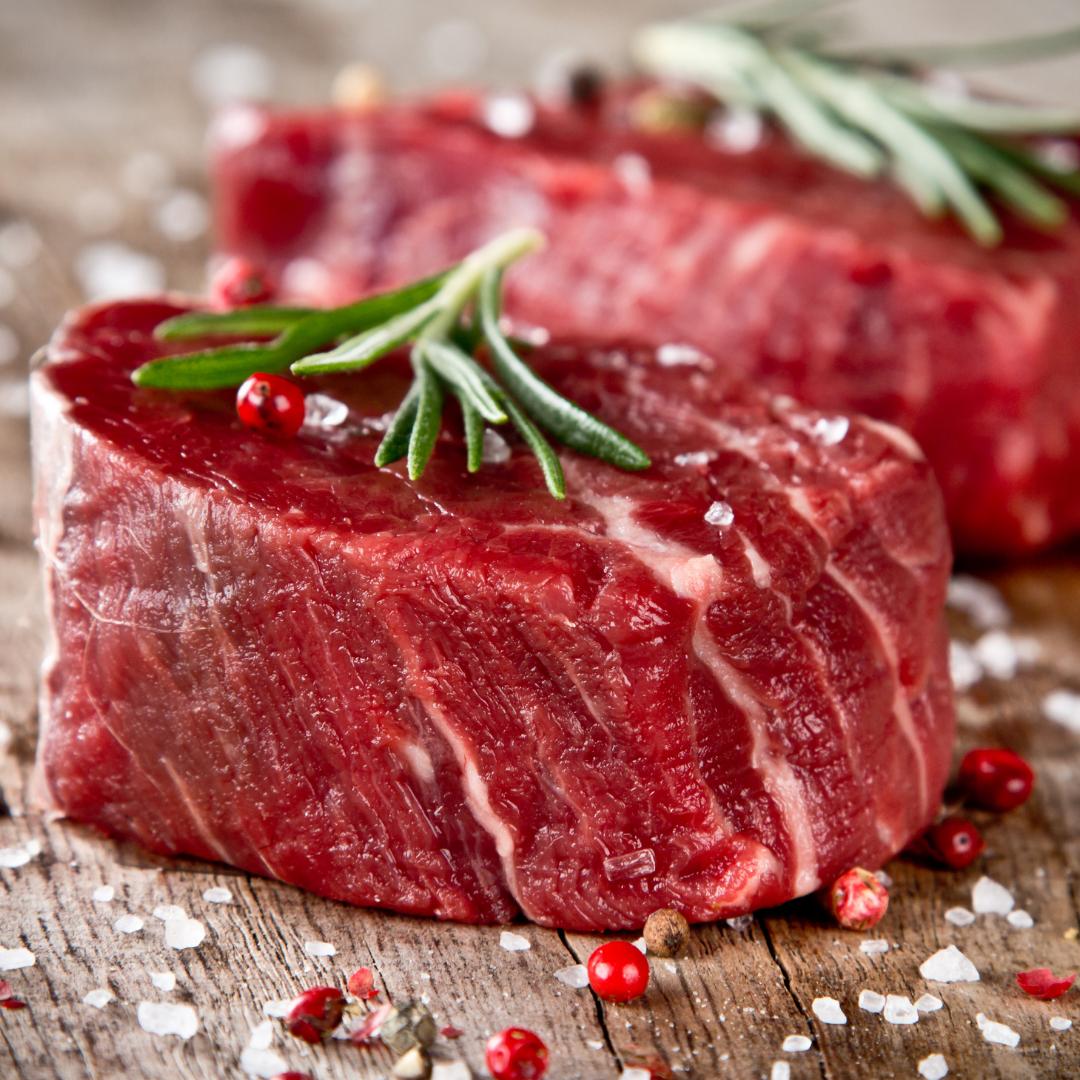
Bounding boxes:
4 3 1080 1078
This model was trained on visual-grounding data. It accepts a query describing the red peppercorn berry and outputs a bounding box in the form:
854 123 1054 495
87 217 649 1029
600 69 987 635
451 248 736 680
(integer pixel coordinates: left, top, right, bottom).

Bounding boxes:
209 255 273 310
922 817 986 870
485 1027 550 1080
285 986 345 1044
958 748 1034 812
587 940 650 1003
347 966 378 998
441 1024 463 1038
269 1074 315 1080
826 867 889 930
1016 968 1076 1001
236 373 306 440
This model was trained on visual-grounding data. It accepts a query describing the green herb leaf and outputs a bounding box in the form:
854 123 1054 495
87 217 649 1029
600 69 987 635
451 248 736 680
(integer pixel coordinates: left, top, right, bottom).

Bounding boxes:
373 380 421 468
460 398 485 473
153 306 314 341
500 395 566 500
479 269 651 471
420 340 508 425
407 354 444 481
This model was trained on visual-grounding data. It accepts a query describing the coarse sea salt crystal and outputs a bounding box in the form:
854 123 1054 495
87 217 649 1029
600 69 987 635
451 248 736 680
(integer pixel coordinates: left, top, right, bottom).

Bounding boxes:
483 94 535 139
726 914 754 932
23 840 42 857
811 997 847 1025
944 907 976 927
919 945 980 983
705 501 734 528
781 1034 812 1052
976 1013 1020 1048
915 994 943 1013
972 876 1014 916
150 972 176 991
240 1047 287 1078
165 918 206 950
949 640 982 691
115 915 144 935
482 429 512 465
858 990 885 1013
202 886 232 904
860 939 889 954
769 1062 790 1080
946 576 1010 630
657 343 708 367
0 947 35 970
632 937 647 954
499 931 531 952
302 393 349 432
674 450 716 467
874 869 893 889
1043 689 1080 735
432 1063 472 1080
152 905 187 922
1050 1016 1072 1031
1007 909 1034 929
92 885 115 903
82 988 114 1009
812 416 849 446
972 630 1020 680
884 995 919 1025
303 940 335 957
137 1001 198 1039
586 1039 604 1050
918 1053 948 1080
262 998 293 1018
555 965 589 989
249 1019 274 1049
620 1069 652 1080
0 846 30 868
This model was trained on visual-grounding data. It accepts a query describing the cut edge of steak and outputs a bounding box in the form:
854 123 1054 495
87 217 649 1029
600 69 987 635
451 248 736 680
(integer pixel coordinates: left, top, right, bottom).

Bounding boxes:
31 298 955 929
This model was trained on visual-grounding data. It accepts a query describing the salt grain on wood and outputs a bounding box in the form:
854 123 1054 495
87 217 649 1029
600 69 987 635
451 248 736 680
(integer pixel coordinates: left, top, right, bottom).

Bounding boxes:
239 1047 288 1078
781 1035 812 1051
432 1064 472 1080
919 945 980 983
915 994 943 1012
860 940 889 954
944 907 976 926
858 990 885 1013
619 1069 651 1080
976 1013 1020 1047
946 576 1010 630
918 1053 948 1080
883 995 919 1025
770 1062 790 1080
499 931 531 952
0 948 35 970
726 914 753 931
1043 689 1080 734
92 885 115 903
114 915 144 934
23 839 42 857
555 965 589 989
152 905 187 922
972 876 1014 915
165 918 206 950
303 940 336 957
137 1001 198 1039
1050 1017 1072 1031
248 1020 274 1050
1006 909 1034 928
82 989 114 1009
202 886 233 904
262 999 293 1018
0 846 30 868
150 972 176 991
811 997 847 1024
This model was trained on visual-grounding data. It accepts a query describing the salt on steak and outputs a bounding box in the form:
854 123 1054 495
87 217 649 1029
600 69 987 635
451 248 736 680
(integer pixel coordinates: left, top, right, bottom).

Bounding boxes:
31 297 954 930
211 92 1080 555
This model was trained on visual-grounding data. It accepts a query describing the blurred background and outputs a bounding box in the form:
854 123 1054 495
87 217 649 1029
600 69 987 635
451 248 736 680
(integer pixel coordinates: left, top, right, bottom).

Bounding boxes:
0 0 1079 547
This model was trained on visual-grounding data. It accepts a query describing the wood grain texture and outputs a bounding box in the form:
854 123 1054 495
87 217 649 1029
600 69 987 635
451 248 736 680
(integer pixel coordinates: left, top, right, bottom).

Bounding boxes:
4 2 1080 1077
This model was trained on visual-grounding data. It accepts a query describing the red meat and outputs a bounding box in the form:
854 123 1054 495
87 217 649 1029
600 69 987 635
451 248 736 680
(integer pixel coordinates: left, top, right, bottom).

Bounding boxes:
31 298 953 930
210 93 1080 555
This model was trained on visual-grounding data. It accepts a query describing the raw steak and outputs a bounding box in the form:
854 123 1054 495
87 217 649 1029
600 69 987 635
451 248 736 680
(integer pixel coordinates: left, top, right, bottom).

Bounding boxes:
210 93 1080 555
31 297 954 930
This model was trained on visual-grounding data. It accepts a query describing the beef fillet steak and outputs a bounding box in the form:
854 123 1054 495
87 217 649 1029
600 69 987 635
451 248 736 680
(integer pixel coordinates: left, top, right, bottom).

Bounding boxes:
31 298 954 930
211 93 1080 555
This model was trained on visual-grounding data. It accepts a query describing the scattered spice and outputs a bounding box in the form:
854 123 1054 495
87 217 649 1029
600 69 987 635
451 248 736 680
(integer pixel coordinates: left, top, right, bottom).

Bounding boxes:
976 1012 1020 1048
392 1046 432 1079
441 1025 463 1039
114 915 144 935
825 868 889 930
209 255 273 310
1007 910 1034 929
268 1074 314 1080
643 909 689 958
349 1001 393 1045
957 748 1034 812
858 990 885 1013
586 940 650 1003
380 1001 438 1056
485 1027 550 1080
883 995 919 1025
920 818 986 869
81 989 113 1010
499 931 531 952
920 945 981 983
917 1054 948 1080
237 373 307 440
811 997 847 1025
347 966 378 998
1016 968 1076 1000
137 1001 199 1039
971 876 1014 916
285 986 345 1043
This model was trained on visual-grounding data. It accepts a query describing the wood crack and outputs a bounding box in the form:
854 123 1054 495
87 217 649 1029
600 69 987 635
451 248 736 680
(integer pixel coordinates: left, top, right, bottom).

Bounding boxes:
557 929 621 1075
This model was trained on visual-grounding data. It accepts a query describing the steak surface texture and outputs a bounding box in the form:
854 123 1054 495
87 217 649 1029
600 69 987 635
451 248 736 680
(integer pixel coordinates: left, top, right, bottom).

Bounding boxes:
32 298 954 930
212 93 1080 555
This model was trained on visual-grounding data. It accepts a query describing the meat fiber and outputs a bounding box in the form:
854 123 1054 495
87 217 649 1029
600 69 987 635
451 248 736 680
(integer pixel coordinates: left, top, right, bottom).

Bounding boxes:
210 93 1080 555
31 297 954 930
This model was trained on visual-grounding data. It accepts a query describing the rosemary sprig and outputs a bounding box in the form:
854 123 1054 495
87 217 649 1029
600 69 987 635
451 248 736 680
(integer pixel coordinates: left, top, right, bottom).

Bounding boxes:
632 5 1080 244
132 228 650 498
